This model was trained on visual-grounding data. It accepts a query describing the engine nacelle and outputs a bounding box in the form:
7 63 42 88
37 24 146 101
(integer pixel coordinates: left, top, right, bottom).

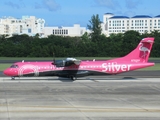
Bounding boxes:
54 60 74 67
53 58 81 67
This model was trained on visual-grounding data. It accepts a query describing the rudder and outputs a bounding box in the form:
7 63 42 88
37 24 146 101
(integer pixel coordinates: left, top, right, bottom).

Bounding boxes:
119 37 154 62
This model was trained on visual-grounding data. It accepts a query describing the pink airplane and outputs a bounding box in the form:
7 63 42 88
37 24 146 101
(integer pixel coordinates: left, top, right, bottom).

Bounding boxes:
3 37 155 80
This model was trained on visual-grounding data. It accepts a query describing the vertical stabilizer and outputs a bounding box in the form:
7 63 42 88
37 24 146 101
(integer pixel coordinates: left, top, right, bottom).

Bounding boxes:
119 37 154 62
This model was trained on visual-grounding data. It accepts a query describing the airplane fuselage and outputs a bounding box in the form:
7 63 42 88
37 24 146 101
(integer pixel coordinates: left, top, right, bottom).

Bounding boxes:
3 60 154 78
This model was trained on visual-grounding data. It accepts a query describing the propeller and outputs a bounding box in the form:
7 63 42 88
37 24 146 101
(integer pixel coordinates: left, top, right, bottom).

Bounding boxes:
52 52 56 65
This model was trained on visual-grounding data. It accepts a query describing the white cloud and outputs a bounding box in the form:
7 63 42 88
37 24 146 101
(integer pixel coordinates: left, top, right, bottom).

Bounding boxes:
4 1 20 9
125 0 142 9
43 0 60 11
94 0 120 10
4 0 25 9
35 0 60 11
35 2 43 9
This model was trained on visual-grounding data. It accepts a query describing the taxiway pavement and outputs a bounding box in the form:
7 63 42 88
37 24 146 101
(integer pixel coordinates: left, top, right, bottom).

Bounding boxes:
0 77 160 120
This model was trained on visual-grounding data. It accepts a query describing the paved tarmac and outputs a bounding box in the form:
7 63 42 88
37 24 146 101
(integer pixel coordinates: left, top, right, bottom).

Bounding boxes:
0 77 160 120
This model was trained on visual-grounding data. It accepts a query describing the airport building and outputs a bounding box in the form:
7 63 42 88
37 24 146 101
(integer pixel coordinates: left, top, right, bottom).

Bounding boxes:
102 13 160 36
43 24 87 37
0 16 45 37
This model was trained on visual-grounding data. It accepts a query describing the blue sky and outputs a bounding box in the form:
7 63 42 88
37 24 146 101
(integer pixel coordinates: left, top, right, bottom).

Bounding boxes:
0 0 160 27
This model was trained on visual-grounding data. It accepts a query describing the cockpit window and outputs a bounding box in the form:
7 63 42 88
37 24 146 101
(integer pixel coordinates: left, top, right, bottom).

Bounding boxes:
10 64 19 68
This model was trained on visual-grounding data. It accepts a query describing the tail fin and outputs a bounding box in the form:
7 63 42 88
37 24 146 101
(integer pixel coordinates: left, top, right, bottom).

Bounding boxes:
120 37 154 62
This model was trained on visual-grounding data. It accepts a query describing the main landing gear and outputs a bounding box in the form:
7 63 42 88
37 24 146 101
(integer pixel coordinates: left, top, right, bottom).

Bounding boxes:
11 77 15 80
70 76 76 81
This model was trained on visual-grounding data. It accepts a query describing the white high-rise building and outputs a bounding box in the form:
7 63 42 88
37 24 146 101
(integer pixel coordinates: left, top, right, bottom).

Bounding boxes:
102 13 160 36
0 16 45 37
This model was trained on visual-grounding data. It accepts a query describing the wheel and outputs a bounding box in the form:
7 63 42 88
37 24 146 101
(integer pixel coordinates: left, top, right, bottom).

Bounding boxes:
11 77 15 80
70 76 76 81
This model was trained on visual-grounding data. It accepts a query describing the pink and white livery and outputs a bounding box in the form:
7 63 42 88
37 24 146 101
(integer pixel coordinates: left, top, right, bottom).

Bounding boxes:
3 37 155 80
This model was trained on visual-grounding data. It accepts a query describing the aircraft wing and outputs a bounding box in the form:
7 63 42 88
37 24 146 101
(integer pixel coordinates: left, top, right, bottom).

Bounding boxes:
65 58 81 66
54 58 81 67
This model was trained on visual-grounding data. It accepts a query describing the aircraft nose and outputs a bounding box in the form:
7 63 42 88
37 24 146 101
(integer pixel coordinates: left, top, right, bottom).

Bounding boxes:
3 69 10 76
3 68 17 76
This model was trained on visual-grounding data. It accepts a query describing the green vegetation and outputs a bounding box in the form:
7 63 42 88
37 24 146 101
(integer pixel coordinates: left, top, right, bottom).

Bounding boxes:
87 14 102 42
0 30 160 57
0 57 54 60
137 63 160 71
0 64 11 71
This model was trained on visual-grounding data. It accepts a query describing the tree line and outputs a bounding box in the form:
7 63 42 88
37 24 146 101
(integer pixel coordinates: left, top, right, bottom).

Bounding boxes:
0 14 160 57
0 30 160 57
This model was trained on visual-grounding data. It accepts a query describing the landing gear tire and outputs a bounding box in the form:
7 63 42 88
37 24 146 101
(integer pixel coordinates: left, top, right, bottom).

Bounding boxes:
11 77 15 80
70 76 76 81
